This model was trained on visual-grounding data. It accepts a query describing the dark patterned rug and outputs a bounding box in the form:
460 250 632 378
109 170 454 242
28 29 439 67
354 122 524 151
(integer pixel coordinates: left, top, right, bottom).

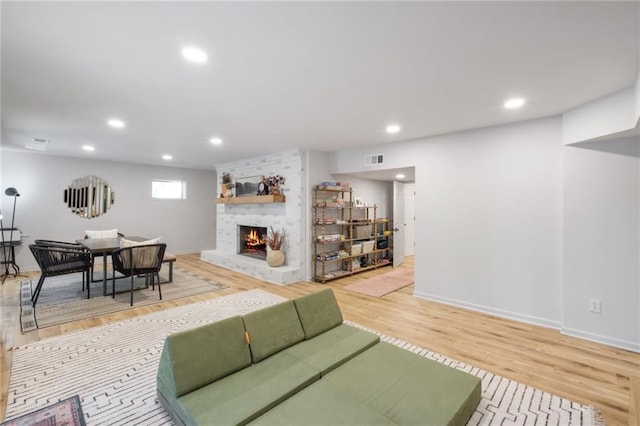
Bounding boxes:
1 395 85 426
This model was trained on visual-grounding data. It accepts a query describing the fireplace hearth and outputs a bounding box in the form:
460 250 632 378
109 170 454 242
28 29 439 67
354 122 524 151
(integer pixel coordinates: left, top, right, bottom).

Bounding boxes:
238 225 268 260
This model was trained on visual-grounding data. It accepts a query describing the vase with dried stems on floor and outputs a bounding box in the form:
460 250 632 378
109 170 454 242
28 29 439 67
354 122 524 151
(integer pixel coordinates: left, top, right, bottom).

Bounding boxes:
266 226 286 267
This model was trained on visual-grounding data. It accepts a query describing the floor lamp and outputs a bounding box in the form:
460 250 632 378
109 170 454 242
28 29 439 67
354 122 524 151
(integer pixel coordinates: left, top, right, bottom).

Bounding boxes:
5 187 20 244
1 187 25 284
0 208 6 283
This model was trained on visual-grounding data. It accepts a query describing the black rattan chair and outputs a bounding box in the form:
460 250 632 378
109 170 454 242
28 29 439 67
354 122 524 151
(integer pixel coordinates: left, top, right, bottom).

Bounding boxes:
111 243 166 306
29 241 92 307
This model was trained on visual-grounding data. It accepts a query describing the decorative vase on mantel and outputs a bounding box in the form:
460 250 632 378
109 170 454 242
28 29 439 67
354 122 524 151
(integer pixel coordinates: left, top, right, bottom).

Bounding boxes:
266 248 285 267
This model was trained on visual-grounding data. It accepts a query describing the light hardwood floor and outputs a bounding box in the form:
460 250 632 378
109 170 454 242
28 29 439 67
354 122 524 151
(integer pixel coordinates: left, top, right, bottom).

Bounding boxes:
1 254 639 425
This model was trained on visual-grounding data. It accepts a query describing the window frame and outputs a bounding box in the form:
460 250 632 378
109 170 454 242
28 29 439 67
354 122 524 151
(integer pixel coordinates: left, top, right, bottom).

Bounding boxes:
151 179 187 200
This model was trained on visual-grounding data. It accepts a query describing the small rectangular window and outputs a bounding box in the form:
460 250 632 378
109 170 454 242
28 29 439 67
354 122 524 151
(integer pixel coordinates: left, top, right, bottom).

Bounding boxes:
152 180 187 200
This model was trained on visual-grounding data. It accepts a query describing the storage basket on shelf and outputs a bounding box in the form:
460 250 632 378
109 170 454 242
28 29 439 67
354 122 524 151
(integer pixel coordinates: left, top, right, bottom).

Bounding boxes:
362 241 375 253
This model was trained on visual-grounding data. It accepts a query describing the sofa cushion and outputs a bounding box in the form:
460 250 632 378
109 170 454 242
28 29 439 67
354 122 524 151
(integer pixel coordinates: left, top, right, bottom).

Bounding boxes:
176 352 320 425
243 300 305 363
248 378 398 426
293 288 343 339
157 316 251 398
284 324 379 375
324 342 482 426
119 237 161 248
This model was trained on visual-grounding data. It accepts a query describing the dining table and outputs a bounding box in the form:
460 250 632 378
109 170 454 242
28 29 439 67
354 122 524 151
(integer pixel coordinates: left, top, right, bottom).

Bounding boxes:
76 236 147 296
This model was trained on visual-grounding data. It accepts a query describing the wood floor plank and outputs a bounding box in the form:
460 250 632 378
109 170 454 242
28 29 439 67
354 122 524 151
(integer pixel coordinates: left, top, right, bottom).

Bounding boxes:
631 375 640 426
1 254 638 425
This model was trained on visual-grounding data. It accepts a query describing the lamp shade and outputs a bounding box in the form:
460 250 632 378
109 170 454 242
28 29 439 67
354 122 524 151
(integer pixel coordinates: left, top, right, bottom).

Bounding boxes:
5 187 19 197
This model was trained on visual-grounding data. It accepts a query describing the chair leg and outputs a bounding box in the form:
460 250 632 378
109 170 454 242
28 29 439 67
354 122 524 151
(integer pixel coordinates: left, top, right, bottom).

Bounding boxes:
31 275 46 307
86 270 90 299
112 264 116 299
130 274 134 306
157 272 162 301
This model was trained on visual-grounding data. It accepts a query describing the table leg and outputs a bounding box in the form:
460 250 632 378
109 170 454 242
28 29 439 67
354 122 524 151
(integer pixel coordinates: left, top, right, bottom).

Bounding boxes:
103 253 108 296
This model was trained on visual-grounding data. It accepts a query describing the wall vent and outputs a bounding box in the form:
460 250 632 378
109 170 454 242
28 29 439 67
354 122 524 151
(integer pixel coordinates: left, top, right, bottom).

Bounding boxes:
364 154 384 166
25 138 49 151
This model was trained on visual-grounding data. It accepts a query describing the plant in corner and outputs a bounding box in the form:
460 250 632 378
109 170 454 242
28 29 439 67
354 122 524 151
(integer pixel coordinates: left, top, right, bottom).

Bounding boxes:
266 226 286 267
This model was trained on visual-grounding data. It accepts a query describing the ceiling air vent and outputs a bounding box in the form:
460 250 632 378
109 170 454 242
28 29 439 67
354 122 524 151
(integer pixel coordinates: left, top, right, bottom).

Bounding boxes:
25 138 49 151
364 154 384 166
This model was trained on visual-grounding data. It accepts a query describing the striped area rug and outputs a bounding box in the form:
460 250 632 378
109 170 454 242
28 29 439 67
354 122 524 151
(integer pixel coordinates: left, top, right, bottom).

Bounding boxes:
20 268 227 331
5 290 603 425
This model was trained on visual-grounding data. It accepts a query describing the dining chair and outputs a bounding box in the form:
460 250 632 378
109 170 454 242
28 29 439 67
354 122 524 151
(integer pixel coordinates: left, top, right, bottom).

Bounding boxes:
29 241 92 307
111 243 166 306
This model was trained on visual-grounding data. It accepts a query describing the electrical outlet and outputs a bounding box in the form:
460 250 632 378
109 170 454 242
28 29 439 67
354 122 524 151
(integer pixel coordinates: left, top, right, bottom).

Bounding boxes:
589 299 601 314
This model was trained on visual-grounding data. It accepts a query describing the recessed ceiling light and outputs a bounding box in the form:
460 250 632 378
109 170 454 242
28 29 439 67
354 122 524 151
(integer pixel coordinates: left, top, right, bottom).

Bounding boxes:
386 124 401 134
503 98 525 109
396 174 405 179
210 137 223 145
162 154 173 161
107 118 125 128
182 46 208 63
82 145 95 152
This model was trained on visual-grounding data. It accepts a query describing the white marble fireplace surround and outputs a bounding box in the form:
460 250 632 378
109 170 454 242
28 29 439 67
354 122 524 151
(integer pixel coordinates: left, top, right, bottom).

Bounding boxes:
201 149 304 285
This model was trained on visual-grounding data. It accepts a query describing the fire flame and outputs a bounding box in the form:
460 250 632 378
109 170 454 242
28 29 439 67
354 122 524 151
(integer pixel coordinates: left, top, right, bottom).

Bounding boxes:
245 229 265 248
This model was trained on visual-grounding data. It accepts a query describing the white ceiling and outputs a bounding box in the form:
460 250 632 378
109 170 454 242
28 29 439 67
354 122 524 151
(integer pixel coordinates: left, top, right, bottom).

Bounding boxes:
2 1 638 171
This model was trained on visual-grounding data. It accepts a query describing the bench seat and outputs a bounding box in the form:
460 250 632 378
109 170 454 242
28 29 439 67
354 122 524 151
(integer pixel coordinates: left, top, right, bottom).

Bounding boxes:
160 252 176 283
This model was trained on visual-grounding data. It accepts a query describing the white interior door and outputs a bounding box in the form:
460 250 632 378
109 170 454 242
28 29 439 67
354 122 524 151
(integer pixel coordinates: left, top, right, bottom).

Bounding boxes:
404 183 415 256
393 181 405 268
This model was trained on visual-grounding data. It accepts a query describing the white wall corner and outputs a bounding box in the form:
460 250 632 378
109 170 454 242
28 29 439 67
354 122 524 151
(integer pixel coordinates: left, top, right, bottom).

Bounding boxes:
562 85 638 145
635 67 640 120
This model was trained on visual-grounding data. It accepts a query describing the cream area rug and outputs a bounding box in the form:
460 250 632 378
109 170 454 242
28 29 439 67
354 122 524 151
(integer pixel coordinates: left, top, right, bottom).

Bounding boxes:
344 267 414 297
20 268 227 332
5 289 603 425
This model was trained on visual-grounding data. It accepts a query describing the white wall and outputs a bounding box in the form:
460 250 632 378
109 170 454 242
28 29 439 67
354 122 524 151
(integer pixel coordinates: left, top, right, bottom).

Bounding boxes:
563 86 638 145
333 117 564 328
1 150 217 270
563 138 640 351
415 118 564 327
332 175 393 219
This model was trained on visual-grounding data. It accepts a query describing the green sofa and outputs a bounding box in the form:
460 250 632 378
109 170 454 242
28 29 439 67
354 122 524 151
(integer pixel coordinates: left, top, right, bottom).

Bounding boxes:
156 289 481 425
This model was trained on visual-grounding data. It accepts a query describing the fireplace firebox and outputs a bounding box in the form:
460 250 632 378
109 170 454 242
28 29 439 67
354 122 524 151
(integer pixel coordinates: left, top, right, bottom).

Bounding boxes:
238 225 268 260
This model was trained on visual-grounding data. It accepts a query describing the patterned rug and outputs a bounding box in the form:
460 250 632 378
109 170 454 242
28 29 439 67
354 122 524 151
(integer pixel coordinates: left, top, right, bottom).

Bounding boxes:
5 289 603 425
1 395 85 426
20 268 227 332
344 267 414 297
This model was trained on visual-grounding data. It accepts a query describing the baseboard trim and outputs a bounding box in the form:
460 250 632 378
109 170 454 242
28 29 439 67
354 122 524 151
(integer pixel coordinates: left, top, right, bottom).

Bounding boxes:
561 327 640 353
413 290 562 330
413 290 640 353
